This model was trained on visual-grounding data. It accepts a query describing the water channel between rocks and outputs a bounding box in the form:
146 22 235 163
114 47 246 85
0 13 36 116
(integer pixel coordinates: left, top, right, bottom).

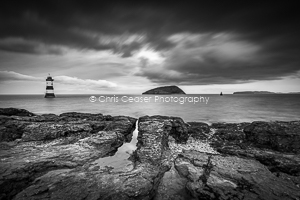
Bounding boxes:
91 120 139 172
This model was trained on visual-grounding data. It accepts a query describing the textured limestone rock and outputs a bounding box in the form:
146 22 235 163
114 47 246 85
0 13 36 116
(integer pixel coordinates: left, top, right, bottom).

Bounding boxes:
217 146 300 176
244 121 300 153
22 123 93 141
207 121 300 177
154 166 191 200
175 151 300 200
0 108 35 117
0 109 137 200
210 122 250 148
0 116 31 142
187 122 210 140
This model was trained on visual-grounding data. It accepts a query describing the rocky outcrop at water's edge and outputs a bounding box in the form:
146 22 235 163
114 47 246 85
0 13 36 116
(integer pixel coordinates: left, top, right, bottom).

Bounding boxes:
0 107 299 200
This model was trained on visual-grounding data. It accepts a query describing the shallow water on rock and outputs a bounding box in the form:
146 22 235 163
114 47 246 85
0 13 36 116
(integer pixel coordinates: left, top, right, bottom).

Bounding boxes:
91 121 139 172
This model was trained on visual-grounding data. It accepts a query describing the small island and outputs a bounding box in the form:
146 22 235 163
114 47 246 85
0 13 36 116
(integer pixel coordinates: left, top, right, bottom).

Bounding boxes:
142 85 186 95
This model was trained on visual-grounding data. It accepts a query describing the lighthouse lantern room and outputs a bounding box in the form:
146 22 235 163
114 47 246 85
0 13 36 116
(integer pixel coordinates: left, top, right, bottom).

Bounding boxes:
45 74 55 98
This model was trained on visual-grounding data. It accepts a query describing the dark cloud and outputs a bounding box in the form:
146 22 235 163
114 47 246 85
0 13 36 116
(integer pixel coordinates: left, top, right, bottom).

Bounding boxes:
0 0 300 85
136 32 300 85
0 2 146 54
1 1 297 53
0 38 65 55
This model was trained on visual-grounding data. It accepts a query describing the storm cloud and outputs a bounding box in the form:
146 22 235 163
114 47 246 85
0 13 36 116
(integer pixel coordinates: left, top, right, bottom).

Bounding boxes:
136 32 300 84
0 1 300 86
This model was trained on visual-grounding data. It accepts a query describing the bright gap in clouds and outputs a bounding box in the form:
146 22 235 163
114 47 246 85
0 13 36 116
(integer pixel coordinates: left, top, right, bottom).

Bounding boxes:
135 47 164 63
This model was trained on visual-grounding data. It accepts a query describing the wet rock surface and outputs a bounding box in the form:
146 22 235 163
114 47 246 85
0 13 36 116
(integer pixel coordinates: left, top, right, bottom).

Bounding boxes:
0 108 300 200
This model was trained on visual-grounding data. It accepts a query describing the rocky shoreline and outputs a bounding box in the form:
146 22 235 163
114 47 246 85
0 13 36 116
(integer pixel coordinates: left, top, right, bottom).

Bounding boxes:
0 108 299 200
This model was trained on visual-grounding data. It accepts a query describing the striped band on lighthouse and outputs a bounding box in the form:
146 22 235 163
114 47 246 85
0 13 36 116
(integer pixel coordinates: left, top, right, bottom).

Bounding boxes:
45 74 55 98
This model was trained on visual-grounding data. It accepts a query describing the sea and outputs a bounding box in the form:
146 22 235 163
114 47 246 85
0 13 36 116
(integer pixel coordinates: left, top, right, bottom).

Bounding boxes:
0 94 300 124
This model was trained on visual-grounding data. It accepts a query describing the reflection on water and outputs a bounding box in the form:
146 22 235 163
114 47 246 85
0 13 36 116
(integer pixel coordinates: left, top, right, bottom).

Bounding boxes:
90 120 139 172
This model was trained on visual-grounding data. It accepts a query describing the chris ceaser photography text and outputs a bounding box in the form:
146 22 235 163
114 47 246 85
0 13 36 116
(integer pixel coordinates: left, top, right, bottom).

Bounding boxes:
89 95 209 104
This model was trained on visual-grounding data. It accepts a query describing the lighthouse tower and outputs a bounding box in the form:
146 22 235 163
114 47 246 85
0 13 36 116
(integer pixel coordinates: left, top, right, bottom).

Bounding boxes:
45 74 55 98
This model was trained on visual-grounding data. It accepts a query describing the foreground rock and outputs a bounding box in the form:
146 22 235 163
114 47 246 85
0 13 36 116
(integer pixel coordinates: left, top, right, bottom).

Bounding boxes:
154 121 300 200
209 121 300 177
0 108 299 200
174 151 300 200
0 109 137 200
142 85 186 95
244 121 300 153
11 115 191 200
0 108 35 117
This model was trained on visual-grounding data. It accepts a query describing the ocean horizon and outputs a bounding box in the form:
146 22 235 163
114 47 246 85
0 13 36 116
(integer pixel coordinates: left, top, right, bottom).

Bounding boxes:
1 94 299 124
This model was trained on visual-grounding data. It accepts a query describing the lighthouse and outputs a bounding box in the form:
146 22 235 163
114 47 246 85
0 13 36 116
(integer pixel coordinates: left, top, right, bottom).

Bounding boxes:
45 74 55 98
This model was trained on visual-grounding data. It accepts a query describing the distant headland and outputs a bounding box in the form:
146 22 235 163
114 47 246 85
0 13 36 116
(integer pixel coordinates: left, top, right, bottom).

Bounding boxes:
233 91 275 94
142 85 186 94
233 91 300 94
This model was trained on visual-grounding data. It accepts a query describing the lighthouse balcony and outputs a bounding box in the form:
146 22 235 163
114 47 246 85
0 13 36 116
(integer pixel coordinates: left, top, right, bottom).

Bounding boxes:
46 86 54 89
46 77 54 81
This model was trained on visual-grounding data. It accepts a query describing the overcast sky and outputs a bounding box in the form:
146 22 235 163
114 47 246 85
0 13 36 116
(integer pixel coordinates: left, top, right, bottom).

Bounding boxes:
0 1 299 94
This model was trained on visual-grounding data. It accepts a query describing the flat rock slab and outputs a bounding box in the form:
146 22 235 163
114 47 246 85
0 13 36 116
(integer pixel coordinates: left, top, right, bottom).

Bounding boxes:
174 151 300 200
